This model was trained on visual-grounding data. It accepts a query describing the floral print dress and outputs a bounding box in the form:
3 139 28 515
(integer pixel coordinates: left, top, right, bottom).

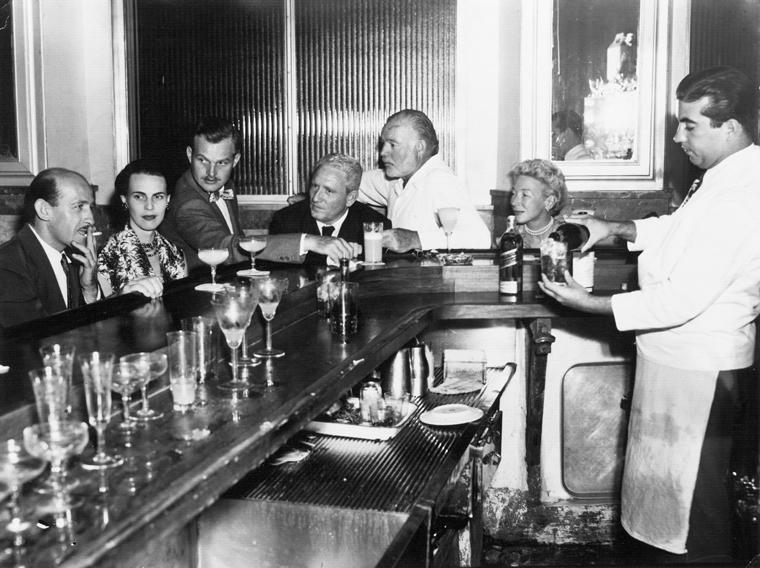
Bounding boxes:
97 227 186 295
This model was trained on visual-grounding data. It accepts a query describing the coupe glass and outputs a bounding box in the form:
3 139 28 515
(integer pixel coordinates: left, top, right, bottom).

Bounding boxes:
121 352 167 421
435 207 460 253
211 281 260 391
111 361 145 438
253 277 289 360
0 439 46 566
237 235 270 277
23 421 89 511
38 343 76 415
79 351 123 470
195 248 230 292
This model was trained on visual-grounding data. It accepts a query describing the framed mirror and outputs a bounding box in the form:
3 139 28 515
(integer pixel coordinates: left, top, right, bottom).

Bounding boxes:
519 0 689 191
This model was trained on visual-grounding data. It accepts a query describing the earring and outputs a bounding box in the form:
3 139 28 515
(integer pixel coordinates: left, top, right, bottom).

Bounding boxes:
122 202 128 210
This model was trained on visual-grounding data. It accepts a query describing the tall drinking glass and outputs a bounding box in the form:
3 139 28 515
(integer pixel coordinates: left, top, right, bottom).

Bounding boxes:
121 352 167 422
28 367 67 428
211 282 260 391
362 221 384 264
180 317 215 405
38 343 76 415
79 352 123 470
253 277 289 359
195 248 229 292
237 235 270 277
435 207 460 253
0 439 46 567
166 331 198 412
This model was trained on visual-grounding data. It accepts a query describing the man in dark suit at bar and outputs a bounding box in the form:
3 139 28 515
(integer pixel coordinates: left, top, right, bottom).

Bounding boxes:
269 153 390 265
160 117 358 270
0 168 100 328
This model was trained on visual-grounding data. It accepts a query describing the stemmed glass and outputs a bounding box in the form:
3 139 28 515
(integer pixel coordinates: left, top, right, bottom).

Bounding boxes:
38 343 76 415
435 207 460 253
121 352 167 421
253 277 289 360
195 248 230 292
23 421 89 512
211 281 260 391
111 361 145 443
79 352 123 470
237 235 270 277
0 439 46 567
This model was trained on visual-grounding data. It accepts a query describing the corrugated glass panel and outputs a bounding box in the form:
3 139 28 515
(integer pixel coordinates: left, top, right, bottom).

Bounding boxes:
0 0 17 161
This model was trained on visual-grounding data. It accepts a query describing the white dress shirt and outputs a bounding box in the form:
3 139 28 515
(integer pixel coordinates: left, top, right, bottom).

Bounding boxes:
611 143 760 371
299 209 350 256
215 198 234 234
359 155 491 250
29 225 69 307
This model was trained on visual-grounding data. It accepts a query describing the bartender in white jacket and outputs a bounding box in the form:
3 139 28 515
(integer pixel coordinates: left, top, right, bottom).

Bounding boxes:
540 66 760 563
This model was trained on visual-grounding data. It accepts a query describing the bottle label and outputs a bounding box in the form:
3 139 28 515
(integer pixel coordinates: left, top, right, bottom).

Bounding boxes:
499 281 518 294
499 249 518 268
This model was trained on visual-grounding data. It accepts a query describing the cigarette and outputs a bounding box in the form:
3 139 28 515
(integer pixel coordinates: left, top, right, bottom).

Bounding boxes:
92 231 103 236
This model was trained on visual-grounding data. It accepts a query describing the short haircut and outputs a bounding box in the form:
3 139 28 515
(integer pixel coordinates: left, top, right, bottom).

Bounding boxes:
386 109 440 156
311 153 363 193
23 168 89 224
552 110 584 139
507 159 567 216
676 66 758 139
191 116 242 153
114 158 167 198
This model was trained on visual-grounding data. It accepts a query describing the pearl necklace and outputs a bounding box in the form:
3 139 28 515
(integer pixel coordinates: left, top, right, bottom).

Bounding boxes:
524 219 554 236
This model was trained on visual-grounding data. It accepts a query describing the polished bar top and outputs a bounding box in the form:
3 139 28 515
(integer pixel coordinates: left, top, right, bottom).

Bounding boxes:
0 252 636 567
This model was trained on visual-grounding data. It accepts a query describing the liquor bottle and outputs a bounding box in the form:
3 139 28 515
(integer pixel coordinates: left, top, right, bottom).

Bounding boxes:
547 222 590 251
498 215 523 295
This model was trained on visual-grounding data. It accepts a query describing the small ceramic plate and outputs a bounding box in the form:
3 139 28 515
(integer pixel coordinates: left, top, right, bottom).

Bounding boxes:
194 283 226 293
419 404 484 427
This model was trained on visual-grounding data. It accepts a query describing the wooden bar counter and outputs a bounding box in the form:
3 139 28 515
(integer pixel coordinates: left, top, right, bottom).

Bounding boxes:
0 252 635 567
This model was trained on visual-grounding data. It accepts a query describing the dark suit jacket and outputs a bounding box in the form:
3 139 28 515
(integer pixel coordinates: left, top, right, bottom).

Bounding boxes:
269 200 391 265
0 224 83 328
159 170 316 269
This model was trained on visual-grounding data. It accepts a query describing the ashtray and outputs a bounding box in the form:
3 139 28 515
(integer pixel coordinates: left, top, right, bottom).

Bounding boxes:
437 252 473 266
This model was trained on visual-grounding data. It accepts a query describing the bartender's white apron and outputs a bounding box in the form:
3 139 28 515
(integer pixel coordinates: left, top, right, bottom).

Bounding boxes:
620 353 718 554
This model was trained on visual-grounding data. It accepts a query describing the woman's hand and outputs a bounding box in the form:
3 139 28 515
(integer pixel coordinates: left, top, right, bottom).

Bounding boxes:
120 276 163 298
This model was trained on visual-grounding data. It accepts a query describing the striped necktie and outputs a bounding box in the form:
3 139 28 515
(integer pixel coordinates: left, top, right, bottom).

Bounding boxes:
679 176 703 209
60 255 74 308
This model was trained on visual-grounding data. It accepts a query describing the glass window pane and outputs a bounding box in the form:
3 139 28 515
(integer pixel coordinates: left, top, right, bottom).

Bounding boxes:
0 0 17 162
552 0 640 162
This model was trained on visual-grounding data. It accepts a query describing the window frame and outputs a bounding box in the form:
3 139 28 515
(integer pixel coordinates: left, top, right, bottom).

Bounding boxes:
0 0 45 185
519 0 690 191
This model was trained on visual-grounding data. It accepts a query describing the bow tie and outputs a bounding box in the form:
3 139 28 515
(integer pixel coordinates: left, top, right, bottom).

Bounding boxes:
209 188 235 203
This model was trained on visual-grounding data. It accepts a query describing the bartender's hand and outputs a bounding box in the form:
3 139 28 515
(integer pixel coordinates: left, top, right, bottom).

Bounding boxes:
121 276 164 299
303 234 361 263
382 228 421 253
70 226 99 303
567 215 638 252
538 271 613 315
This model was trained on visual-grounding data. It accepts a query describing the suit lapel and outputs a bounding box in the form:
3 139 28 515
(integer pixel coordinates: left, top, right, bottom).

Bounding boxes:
17 225 67 313
182 170 238 235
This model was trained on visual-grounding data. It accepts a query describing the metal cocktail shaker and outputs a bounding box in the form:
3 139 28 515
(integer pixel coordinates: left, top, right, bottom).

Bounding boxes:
380 350 411 397
408 345 430 397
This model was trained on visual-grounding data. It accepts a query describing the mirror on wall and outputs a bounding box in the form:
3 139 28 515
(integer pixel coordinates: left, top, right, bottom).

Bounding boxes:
520 0 688 190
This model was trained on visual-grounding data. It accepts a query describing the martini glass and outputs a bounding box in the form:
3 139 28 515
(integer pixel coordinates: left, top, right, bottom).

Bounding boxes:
253 277 289 360
435 207 460 253
237 235 270 277
211 281 260 391
0 439 46 567
121 352 167 422
23 421 89 512
195 248 229 292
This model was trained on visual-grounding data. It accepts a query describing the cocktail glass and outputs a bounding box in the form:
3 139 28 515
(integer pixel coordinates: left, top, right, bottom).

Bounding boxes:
0 439 46 567
23 421 89 512
38 343 76 415
79 351 123 470
121 352 167 421
111 361 144 439
211 281 260 391
237 235 270 277
253 277 289 361
435 207 460 253
195 248 230 292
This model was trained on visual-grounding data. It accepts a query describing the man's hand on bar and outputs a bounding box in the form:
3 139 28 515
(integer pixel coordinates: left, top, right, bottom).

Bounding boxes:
303 234 361 263
538 271 613 315
382 228 421 253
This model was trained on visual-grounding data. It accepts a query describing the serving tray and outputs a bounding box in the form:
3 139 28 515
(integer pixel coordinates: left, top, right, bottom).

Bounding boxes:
306 402 417 441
